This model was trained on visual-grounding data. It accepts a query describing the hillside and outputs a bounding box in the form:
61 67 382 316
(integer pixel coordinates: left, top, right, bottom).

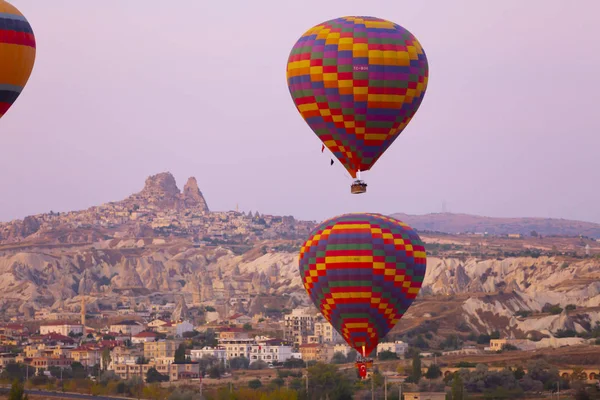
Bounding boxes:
391 212 600 238
0 172 599 345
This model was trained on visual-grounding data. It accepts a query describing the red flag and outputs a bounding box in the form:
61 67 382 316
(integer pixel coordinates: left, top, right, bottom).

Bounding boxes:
321 144 325 153
357 363 367 378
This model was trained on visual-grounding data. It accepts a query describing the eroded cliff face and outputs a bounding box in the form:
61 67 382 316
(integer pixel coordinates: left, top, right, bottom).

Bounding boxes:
1 237 598 339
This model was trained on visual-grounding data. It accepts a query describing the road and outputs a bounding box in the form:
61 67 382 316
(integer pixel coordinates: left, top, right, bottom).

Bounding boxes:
0 387 130 400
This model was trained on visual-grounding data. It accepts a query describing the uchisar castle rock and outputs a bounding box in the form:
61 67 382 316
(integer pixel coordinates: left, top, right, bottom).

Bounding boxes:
0 172 599 346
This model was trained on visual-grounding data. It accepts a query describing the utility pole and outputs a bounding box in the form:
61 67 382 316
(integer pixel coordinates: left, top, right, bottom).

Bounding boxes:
371 372 374 400
557 380 560 400
399 382 402 400
384 375 387 400
305 359 309 400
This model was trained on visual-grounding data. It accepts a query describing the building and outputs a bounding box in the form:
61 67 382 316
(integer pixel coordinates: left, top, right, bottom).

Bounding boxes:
229 313 252 326
314 322 342 344
147 319 169 329
109 320 145 336
488 339 536 352
249 339 293 364
377 341 408 358
40 323 84 337
28 356 73 370
219 335 254 360
107 346 143 370
0 353 17 369
67 347 102 367
112 362 200 381
403 393 447 400
299 343 334 363
218 328 249 341
190 347 227 363
284 308 318 344
132 331 158 344
143 340 181 360
333 344 352 357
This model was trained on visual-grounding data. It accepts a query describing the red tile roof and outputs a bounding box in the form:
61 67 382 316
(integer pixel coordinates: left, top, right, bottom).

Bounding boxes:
133 331 157 338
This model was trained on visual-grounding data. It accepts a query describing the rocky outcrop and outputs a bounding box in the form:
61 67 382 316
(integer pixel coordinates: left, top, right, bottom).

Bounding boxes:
0 215 41 241
171 295 189 322
183 177 209 212
125 172 209 212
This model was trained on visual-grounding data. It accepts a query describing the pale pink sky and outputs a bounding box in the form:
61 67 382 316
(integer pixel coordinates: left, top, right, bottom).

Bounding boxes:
1 0 599 223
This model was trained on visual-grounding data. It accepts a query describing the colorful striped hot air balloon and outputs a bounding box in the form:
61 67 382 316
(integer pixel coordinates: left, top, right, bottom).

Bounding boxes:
298 213 427 358
286 16 429 194
0 0 36 120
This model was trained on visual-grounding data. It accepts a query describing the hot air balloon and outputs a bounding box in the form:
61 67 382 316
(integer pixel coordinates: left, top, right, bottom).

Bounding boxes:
286 16 429 194
298 213 426 373
0 0 36 121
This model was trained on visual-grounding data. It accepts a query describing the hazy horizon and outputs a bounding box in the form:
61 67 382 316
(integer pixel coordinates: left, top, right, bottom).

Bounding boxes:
1 0 599 224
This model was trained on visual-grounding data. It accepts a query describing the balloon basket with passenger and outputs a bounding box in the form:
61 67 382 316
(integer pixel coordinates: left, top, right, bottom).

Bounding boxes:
350 170 367 194
355 356 374 380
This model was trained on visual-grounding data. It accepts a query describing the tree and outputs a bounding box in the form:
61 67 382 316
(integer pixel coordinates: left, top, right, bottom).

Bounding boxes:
248 379 262 389
249 360 269 370
243 323 252 331
331 352 347 364
229 356 250 369
307 363 353 400
208 365 221 379
174 343 186 363
425 364 442 379
70 362 87 379
101 348 112 371
411 353 422 383
451 374 464 400
378 350 398 361
8 379 28 400
513 366 525 380
146 367 168 383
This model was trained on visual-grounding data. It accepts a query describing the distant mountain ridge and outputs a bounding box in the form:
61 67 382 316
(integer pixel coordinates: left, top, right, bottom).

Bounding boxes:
390 212 600 238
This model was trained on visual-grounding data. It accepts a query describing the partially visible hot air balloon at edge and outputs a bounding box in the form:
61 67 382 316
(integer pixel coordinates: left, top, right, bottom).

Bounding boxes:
298 213 427 377
286 16 428 194
0 0 36 121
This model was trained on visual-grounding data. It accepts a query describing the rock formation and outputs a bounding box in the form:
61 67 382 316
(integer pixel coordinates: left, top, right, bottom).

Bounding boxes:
171 295 189 322
183 177 209 212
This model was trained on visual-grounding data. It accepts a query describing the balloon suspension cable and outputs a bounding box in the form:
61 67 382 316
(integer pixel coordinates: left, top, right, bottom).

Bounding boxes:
357 170 362 181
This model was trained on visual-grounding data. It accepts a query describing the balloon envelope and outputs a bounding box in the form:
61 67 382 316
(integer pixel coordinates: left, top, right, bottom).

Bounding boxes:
0 0 36 120
299 213 427 356
286 16 429 178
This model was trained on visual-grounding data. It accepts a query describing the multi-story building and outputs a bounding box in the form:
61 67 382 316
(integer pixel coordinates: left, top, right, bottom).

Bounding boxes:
284 308 318 344
67 347 102 367
333 344 353 357
112 362 200 381
28 356 73 370
299 343 335 363
0 353 16 369
132 331 158 344
313 322 342 344
248 339 293 364
143 340 181 360
109 320 145 336
219 336 254 360
190 347 227 363
40 323 84 337
107 346 143 370
377 341 408 358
